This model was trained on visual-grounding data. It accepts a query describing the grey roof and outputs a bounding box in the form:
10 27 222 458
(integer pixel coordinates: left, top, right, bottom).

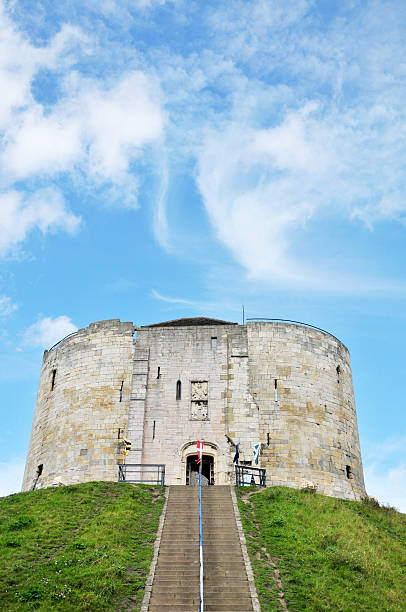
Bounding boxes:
141 317 238 328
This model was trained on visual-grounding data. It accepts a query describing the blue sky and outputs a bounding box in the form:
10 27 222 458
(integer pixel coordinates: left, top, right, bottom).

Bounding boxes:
0 0 405 511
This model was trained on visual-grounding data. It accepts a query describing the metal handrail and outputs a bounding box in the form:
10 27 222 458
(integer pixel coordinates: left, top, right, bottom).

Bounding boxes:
199 470 204 612
235 464 266 497
118 463 165 493
48 331 78 351
246 318 340 342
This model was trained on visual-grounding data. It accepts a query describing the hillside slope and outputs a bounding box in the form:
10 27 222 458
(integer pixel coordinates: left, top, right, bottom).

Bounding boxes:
0 482 164 611
239 487 406 612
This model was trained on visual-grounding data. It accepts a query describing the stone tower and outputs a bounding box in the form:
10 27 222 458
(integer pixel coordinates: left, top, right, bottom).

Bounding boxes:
22 317 365 500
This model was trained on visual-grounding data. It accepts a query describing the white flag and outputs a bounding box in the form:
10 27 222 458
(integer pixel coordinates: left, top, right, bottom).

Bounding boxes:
253 442 261 465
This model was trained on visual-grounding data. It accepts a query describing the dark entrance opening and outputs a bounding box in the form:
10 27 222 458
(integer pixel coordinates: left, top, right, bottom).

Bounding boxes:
186 454 214 486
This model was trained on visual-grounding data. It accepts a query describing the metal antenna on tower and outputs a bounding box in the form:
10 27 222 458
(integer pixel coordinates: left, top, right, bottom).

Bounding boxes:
242 305 245 325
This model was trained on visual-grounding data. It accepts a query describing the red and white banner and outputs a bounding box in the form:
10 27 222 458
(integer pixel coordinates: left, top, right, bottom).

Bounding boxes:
196 440 204 464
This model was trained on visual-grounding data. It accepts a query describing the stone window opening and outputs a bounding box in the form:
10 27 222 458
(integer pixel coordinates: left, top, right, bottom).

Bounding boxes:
32 464 43 491
274 379 278 402
119 380 124 402
153 420 156 440
211 336 217 349
50 369 57 391
157 366 161 379
118 428 122 439
346 465 353 479
176 380 182 400
336 365 341 384
267 432 270 445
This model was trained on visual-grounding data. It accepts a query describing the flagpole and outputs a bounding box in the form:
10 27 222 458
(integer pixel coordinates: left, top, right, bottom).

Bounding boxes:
199 444 203 612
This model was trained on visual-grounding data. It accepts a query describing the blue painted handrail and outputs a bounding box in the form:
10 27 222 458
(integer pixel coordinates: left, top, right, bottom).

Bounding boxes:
199 471 203 612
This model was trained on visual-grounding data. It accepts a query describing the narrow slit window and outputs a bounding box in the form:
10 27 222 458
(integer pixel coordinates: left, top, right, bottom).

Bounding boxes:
267 432 270 445
118 428 122 439
119 380 124 402
336 365 341 384
176 380 182 400
274 379 278 402
51 369 57 391
153 420 156 440
211 337 217 349
157 366 161 379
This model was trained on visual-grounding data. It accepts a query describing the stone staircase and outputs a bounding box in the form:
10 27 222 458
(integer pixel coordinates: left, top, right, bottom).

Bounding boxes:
148 485 254 612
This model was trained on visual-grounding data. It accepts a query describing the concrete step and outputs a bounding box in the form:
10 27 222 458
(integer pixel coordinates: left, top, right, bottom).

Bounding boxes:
155 560 246 567
155 569 247 577
150 596 253 607
147 486 253 612
152 586 249 594
158 543 240 549
149 607 253 612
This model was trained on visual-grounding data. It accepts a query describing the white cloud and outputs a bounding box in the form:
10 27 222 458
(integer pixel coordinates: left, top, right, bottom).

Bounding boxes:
0 295 17 316
0 189 80 256
364 462 406 514
81 71 164 183
196 108 337 284
0 456 25 497
0 3 87 131
3 107 82 179
0 3 166 254
1 71 165 192
23 315 78 349
175 1 406 286
196 91 406 286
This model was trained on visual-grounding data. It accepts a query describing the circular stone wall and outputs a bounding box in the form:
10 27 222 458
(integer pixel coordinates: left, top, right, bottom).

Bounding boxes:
246 322 365 499
22 320 135 491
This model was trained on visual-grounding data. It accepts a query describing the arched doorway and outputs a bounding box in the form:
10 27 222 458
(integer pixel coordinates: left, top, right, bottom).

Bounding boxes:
186 454 214 485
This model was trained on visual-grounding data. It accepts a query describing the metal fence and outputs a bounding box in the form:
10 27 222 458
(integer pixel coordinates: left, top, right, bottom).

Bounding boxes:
118 463 165 493
235 464 266 497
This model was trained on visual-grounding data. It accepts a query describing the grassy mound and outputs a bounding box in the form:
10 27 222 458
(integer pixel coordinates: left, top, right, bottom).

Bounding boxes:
239 487 406 611
0 482 164 611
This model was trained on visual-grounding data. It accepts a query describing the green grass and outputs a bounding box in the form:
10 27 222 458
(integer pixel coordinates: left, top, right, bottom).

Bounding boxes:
0 482 164 611
238 487 406 612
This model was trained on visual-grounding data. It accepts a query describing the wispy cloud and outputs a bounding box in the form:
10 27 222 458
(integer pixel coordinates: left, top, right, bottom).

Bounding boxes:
0 295 17 317
153 154 170 249
151 289 195 305
164 0 406 289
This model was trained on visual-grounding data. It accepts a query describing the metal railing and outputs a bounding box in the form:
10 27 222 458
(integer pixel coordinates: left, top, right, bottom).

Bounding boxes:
235 464 266 497
48 331 78 351
118 463 165 493
198 470 204 612
246 317 340 342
